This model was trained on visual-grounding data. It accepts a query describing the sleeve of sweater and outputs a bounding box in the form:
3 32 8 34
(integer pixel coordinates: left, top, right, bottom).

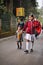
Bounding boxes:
23 22 28 31
33 20 41 28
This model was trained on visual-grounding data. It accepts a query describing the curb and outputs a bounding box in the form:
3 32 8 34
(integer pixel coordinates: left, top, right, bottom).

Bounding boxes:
0 35 15 42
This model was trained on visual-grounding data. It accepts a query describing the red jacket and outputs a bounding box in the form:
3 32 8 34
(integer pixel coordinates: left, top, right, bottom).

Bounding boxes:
23 20 41 34
33 20 41 34
23 20 34 34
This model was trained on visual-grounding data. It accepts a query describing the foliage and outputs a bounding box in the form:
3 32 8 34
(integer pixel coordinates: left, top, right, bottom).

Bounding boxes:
13 0 39 16
18 0 38 16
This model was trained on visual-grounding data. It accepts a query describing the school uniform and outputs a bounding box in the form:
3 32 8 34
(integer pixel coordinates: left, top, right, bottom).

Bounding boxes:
23 20 35 40
17 21 24 41
16 30 22 49
16 30 22 42
23 20 35 52
23 19 41 53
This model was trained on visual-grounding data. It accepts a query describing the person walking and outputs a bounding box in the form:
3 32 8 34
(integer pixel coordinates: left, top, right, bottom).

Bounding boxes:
23 14 35 54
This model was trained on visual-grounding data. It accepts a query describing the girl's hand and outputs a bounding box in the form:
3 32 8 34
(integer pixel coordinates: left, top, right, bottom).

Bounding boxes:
23 31 25 33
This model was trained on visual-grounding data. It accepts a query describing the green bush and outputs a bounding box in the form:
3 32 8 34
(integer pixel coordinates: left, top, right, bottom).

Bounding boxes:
1 12 11 32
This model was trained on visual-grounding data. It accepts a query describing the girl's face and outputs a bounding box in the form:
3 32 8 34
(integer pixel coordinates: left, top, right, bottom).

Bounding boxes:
29 16 34 21
18 19 20 23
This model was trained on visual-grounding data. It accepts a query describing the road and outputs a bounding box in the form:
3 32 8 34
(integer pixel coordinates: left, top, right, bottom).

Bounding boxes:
0 33 43 65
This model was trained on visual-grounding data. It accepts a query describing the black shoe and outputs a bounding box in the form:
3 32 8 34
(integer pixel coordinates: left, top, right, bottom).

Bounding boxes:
24 50 28 54
17 47 19 49
30 49 33 52
17 45 19 49
20 46 22 49
32 41 34 43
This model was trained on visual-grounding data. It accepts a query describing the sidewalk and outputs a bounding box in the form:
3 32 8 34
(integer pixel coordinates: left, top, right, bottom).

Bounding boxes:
0 35 15 42
0 30 43 42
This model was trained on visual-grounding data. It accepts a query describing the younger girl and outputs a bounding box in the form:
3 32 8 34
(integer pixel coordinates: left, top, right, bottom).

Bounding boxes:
16 26 22 49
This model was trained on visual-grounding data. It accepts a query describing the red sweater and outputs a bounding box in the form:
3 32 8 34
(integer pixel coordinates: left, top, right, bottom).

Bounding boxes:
33 20 41 34
23 20 41 34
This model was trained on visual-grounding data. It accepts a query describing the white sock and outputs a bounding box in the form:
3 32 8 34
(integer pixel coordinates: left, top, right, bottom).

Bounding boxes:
26 42 32 50
26 42 33 53
26 42 29 50
29 42 32 49
32 42 34 49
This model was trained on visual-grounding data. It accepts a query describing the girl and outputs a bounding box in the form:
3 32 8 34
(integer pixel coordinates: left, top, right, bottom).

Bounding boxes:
23 14 41 54
23 14 35 54
16 25 22 49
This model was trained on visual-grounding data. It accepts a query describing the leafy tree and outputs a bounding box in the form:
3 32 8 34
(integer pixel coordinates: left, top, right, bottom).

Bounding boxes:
21 0 38 16
13 0 38 16
1 0 39 16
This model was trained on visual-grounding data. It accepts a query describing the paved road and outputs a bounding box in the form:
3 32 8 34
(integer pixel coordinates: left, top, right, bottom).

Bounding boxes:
0 33 43 65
